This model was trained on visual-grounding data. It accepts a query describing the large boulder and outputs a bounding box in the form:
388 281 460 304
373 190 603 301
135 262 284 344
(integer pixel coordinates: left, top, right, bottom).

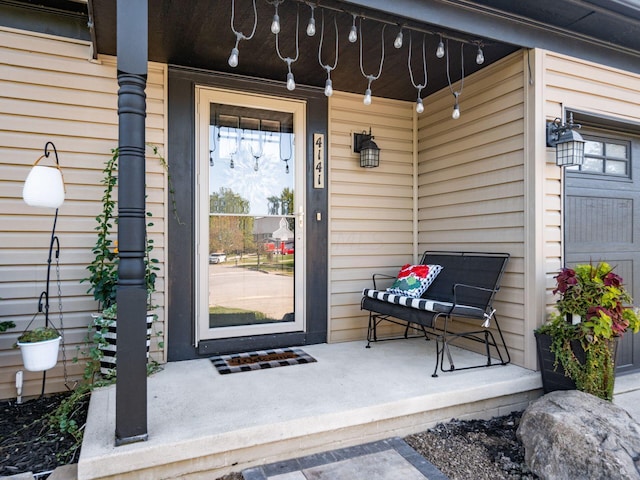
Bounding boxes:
517 390 640 479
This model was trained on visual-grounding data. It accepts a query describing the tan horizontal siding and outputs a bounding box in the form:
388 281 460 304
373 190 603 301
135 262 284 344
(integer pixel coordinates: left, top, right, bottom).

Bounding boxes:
0 28 167 400
418 52 526 367
328 91 415 342
527 49 640 369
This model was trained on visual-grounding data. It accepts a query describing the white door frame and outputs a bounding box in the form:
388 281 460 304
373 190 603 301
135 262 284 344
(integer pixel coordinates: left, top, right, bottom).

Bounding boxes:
195 86 306 343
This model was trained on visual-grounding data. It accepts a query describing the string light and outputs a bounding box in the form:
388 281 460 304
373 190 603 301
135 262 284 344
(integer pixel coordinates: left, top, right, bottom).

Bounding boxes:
280 132 293 174
452 93 460 119
394 27 403 49
407 32 428 114
275 4 300 91
359 20 386 105
318 10 339 97
230 126 240 169
348 13 358 43
436 35 445 58
476 44 484 64
228 0 257 68
306 3 316 36
228 3 487 111
446 40 465 120
250 130 264 171
267 0 284 34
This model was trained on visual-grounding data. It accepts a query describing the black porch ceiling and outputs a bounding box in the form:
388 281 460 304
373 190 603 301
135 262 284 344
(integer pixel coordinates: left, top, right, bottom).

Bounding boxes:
91 0 518 102
83 0 640 102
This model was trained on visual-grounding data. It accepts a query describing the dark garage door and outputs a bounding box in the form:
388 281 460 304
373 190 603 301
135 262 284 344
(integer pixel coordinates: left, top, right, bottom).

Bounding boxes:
565 128 640 374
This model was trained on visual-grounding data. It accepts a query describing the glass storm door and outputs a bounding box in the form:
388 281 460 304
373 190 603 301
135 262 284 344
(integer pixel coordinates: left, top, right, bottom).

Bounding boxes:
196 88 305 341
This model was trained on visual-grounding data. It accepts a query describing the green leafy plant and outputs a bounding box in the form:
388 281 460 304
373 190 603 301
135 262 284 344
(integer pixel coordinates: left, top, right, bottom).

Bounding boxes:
538 262 640 400
81 146 165 311
0 320 16 332
82 148 119 310
17 326 60 343
47 146 173 461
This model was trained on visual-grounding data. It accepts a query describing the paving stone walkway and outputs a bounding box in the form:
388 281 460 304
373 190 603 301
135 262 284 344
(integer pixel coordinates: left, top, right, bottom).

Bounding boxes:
242 437 448 480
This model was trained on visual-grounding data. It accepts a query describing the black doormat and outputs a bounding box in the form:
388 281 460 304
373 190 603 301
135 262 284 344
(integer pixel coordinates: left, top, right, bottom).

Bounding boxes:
210 347 316 374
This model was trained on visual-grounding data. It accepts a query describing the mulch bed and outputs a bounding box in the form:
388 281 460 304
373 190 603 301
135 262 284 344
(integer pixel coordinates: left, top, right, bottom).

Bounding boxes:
1 392 89 478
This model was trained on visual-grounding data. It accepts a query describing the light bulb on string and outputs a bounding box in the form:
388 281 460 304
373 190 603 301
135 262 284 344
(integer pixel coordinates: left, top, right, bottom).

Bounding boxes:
446 42 464 120
324 78 333 97
358 22 386 106
275 8 299 92
407 33 428 116
286 71 296 91
452 103 460 119
306 5 316 36
318 11 338 99
394 29 403 49
228 0 257 69
228 47 239 67
476 45 484 64
348 14 358 43
271 14 280 34
452 93 460 119
436 36 445 58
363 88 372 105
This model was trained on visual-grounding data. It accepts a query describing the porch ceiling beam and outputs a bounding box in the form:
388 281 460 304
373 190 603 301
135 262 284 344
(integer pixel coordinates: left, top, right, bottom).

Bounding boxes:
343 0 640 75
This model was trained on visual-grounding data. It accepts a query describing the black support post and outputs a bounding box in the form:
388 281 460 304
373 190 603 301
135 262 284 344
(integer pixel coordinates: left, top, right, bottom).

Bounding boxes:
115 0 148 446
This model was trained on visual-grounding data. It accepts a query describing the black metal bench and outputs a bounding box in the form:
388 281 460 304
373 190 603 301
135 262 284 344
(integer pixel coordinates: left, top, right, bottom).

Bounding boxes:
361 251 511 377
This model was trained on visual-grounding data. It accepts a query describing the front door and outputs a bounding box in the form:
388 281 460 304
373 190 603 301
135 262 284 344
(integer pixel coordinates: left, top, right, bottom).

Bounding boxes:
565 127 640 374
196 87 306 342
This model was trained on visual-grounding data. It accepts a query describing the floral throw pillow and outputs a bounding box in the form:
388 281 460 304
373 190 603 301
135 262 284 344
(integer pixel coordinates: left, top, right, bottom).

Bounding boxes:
387 264 443 298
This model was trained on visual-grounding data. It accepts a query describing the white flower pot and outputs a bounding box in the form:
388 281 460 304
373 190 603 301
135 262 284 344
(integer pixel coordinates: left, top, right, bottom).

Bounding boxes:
17 336 61 372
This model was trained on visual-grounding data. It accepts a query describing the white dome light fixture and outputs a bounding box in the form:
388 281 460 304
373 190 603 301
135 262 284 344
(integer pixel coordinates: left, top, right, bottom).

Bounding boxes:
23 142 65 209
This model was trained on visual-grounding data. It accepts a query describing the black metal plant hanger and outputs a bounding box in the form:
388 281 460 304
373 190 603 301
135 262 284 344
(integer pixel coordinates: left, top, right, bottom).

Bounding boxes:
35 142 68 396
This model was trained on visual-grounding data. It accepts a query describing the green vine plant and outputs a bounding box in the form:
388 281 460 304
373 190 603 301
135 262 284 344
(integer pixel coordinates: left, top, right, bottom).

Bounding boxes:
541 316 616 400
48 145 174 459
81 144 178 310
81 148 118 310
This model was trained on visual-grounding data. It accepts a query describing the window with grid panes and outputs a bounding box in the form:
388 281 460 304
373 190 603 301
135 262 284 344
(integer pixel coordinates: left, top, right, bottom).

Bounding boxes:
567 135 631 177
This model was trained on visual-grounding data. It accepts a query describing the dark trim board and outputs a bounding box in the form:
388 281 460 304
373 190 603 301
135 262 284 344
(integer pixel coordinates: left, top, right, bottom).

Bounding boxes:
167 66 328 360
0 0 90 41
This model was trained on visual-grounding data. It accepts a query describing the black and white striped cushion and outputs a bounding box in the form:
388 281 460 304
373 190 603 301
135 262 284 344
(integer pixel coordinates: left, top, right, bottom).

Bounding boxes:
362 288 453 313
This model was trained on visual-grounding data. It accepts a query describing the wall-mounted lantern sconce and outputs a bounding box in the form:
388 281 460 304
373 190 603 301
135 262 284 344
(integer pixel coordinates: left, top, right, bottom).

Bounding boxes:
353 128 380 168
546 113 585 167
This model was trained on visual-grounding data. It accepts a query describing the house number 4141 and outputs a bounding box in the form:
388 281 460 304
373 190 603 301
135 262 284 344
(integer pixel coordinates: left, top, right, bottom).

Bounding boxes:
314 133 324 189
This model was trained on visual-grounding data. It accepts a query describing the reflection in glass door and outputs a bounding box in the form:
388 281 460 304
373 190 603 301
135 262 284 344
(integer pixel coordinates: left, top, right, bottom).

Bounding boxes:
197 88 305 341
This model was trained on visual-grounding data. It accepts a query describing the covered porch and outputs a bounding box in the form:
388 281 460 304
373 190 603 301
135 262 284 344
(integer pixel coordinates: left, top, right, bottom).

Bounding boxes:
78 338 543 479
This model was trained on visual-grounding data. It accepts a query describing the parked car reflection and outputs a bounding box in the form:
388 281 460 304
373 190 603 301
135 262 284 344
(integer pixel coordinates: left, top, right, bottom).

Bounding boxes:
209 253 227 264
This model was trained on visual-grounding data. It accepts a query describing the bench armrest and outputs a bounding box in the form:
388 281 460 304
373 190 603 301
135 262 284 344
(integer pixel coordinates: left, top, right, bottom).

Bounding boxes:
372 273 396 290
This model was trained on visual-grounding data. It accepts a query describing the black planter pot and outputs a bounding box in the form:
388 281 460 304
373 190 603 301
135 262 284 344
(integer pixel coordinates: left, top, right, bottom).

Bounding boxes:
535 331 619 396
535 331 581 393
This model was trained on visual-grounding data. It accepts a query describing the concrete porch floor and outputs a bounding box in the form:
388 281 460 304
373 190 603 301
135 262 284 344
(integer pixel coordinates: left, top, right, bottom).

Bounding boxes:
78 338 544 480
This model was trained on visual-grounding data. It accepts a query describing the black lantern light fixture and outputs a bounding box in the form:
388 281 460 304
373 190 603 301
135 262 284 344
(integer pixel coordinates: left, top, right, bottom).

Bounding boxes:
546 113 585 167
353 128 380 168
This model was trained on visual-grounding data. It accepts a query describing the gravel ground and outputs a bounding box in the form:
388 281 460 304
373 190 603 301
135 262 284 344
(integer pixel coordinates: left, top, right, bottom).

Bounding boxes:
1 394 534 479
